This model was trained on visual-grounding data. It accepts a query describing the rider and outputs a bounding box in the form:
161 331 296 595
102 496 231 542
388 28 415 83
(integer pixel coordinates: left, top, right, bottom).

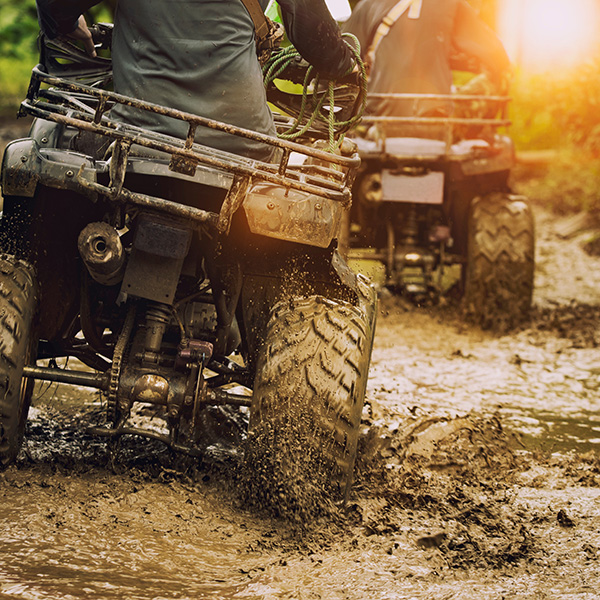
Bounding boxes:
35 0 355 160
343 0 510 136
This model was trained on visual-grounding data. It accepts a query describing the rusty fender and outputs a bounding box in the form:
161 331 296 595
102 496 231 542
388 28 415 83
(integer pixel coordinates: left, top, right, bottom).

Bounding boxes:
243 183 345 248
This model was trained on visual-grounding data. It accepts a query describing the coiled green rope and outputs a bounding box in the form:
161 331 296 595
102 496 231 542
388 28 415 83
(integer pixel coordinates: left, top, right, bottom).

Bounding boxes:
263 33 367 153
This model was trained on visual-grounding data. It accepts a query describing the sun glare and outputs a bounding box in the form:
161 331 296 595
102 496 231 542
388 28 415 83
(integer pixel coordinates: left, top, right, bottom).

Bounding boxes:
499 0 599 71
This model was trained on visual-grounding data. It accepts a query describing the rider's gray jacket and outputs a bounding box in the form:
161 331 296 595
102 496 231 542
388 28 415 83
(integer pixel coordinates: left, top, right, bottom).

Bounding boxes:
343 0 510 120
36 0 353 160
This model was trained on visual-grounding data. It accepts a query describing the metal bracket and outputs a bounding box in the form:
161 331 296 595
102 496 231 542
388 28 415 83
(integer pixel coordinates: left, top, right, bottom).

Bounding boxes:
217 175 252 235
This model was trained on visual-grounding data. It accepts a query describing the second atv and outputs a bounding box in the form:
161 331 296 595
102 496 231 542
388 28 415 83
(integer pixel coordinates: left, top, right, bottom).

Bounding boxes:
344 90 534 331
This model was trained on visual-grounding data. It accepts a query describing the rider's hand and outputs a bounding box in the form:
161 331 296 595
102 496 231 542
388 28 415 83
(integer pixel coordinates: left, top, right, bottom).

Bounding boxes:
66 15 96 58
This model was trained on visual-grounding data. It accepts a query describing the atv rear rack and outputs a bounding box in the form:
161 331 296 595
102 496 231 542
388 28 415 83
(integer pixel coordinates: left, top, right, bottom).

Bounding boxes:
20 67 359 231
360 92 511 148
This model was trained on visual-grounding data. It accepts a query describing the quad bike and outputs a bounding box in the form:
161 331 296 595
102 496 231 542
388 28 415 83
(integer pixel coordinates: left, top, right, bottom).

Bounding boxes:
0 26 376 503
344 89 534 331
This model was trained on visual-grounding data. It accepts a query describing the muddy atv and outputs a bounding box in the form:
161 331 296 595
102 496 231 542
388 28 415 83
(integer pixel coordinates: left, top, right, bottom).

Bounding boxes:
0 29 376 504
344 91 534 331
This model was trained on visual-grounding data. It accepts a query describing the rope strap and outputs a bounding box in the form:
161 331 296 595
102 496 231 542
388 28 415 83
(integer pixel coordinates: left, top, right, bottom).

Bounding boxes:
262 34 367 153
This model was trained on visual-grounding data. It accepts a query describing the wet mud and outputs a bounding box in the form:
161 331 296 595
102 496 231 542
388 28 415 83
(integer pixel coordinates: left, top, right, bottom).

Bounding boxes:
2 122 600 597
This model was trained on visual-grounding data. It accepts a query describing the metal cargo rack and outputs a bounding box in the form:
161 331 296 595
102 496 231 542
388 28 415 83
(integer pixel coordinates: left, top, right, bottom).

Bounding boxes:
20 67 360 233
358 92 511 155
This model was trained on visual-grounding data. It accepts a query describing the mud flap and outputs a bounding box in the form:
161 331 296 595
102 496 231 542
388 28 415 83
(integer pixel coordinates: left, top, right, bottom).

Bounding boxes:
120 214 192 304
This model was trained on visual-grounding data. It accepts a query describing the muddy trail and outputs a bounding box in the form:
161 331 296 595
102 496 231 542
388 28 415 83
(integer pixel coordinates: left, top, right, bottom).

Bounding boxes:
2 120 600 598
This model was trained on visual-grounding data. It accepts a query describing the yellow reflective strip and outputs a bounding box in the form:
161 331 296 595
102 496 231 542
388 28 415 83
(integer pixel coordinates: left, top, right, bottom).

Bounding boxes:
408 0 423 19
366 0 423 70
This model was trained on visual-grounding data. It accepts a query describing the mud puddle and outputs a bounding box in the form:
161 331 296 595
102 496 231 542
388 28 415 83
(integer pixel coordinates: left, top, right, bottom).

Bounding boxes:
5 390 600 600
0 470 262 599
3 298 600 599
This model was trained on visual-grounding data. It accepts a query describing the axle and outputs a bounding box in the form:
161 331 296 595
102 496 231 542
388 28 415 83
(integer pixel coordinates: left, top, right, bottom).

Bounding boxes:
22 365 251 407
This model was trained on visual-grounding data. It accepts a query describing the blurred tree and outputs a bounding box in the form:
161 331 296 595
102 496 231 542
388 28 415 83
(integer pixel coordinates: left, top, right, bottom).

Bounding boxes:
0 0 39 59
91 0 117 21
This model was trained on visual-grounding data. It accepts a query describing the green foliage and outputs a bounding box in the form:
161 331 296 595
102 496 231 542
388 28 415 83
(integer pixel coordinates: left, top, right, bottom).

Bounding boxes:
510 56 600 154
509 75 563 151
515 153 600 216
0 58 30 117
0 0 115 117
0 0 39 116
549 58 600 156
511 58 600 215
0 0 39 60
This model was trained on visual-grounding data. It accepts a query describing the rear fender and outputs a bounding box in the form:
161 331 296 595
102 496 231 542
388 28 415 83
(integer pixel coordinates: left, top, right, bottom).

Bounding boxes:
1 138 98 199
456 136 515 176
243 183 344 248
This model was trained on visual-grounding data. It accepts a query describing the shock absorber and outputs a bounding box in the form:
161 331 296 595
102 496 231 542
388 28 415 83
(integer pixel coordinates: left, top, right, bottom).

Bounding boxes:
141 302 171 365
400 206 419 248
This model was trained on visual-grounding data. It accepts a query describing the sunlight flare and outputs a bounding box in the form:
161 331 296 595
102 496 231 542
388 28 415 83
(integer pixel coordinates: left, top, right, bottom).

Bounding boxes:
499 0 599 71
